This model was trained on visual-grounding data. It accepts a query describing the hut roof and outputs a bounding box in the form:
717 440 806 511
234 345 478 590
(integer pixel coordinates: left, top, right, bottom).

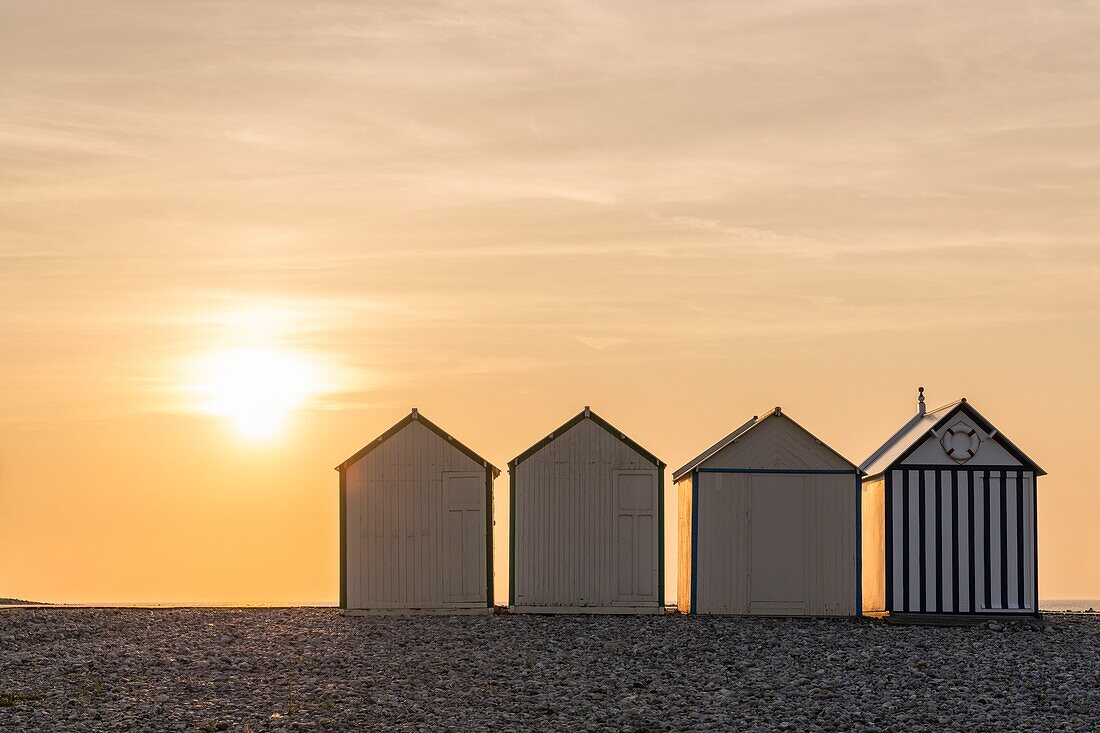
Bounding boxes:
672 407 859 482
859 398 1045 478
335 409 501 477
508 406 665 470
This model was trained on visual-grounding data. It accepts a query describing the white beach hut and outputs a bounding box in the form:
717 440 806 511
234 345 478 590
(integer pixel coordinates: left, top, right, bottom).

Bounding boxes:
336 409 499 613
860 389 1045 616
674 407 863 616
509 407 665 613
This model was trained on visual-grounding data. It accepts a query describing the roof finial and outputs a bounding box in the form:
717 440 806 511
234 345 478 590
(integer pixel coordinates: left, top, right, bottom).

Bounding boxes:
917 387 925 416
411 407 419 418
584 405 591 417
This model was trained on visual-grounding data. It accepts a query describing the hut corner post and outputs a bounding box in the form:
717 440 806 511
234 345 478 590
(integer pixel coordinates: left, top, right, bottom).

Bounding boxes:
339 468 347 610
508 467 516 608
657 467 665 609
690 471 699 614
855 472 863 616
485 468 494 608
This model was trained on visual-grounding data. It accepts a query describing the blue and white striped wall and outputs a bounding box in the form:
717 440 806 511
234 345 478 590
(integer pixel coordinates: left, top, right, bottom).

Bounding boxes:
885 467 1037 614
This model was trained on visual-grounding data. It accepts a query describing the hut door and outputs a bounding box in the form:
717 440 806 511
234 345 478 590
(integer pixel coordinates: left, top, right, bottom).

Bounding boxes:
749 474 808 615
442 472 486 605
613 470 658 605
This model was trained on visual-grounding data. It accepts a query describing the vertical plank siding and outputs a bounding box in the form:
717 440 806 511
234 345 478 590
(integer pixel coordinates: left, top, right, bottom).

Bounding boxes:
884 467 1036 613
343 420 491 610
691 471 858 615
512 418 661 609
678 414 861 617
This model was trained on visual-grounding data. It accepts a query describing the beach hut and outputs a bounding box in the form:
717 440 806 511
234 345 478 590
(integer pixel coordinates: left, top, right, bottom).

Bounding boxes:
336 409 499 613
509 406 665 613
860 389 1045 616
674 407 863 616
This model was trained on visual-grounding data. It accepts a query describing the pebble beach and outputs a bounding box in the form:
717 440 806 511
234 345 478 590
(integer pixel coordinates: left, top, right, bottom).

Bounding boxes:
1 608 1096 732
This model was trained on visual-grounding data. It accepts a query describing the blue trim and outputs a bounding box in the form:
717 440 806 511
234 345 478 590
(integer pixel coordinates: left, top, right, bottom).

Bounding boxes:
690 472 700 614
855 475 863 616
885 471 893 612
696 467 858 475
999 471 1008 609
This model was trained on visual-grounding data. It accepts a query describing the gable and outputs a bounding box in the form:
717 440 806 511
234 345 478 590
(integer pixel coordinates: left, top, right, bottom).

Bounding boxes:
876 401 1044 475
900 414 1022 468
345 420 485 475
700 413 855 472
510 409 664 469
336 410 500 476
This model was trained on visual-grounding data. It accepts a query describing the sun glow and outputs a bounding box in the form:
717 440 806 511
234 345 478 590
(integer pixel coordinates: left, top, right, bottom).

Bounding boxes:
194 347 319 439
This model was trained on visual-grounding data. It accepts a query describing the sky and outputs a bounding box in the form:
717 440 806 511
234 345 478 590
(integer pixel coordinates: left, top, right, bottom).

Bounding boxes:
1 0 1098 604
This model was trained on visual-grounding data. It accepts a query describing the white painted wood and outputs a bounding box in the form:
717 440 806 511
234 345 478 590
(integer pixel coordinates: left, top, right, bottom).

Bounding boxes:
907 470 920 612
957 471 971 612
704 413 853 472
682 411 859 616
512 416 661 611
443 471 485 605
749 474 807 615
890 469 905 611
613 470 657 604
924 470 937 613
343 419 491 611
940 470 953 611
900 421 1024 468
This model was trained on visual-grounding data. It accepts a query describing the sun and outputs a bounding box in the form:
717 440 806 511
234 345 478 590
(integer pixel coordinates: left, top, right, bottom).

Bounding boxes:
194 347 317 439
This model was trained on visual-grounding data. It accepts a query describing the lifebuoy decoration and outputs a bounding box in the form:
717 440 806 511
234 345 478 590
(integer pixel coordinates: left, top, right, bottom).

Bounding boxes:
941 421 981 463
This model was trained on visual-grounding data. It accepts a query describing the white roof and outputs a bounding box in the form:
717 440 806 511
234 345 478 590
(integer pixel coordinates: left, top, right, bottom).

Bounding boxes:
672 415 759 482
859 400 962 478
859 397 1046 478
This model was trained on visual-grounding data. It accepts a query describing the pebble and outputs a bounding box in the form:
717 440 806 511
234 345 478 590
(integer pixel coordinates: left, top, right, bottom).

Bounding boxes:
0 609 1096 731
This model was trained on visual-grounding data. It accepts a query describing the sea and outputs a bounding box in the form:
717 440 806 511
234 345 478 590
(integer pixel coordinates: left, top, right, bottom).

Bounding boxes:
1042 600 1100 612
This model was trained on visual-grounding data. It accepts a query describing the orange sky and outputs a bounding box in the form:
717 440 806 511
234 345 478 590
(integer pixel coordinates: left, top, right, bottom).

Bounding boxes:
2 1 1098 604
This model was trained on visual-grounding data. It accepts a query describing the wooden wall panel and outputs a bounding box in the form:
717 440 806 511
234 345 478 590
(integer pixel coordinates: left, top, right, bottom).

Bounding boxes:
512 418 660 609
344 420 487 610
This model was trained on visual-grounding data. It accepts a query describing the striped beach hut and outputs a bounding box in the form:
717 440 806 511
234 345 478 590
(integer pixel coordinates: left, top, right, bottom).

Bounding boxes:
336 409 499 614
860 389 1045 616
509 407 665 613
674 407 863 616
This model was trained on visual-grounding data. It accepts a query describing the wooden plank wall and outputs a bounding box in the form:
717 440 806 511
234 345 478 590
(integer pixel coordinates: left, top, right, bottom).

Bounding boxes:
344 421 486 609
694 472 857 615
513 418 659 608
